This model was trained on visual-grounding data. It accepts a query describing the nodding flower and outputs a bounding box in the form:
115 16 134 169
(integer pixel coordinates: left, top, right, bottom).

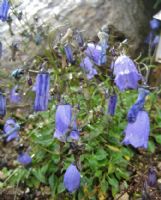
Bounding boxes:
10 86 21 104
64 164 80 193
17 152 32 166
74 30 84 47
150 18 160 30
122 110 150 149
64 43 75 64
53 104 79 142
127 88 149 123
113 55 141 91
3 118 20 142
0 0 10 22
0 92 6 117
80 57 97 79
107 94 117 116
34 72 50 112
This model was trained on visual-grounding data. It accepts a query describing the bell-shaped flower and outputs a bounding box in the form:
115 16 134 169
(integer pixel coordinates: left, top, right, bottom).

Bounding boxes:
107 94 117 116
74 30 84 47
113 55 141 91
10 86 21 104
64 43 75 64
147 167 157 187
80 57 97 79
0 92 6 117
64 164 80 193
34 72 50 112
53 104 79 142
0 0 10 22
17 152 32 166
150 19 160 30
3 118 20 142
127 88 149 122
85 43 102 65
122 111 150 149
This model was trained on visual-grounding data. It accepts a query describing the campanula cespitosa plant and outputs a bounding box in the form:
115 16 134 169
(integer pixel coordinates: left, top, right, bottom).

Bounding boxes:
10 86 21 104
54 104 79 142
3 118 20 142
64 43 75 64
34 71 50 112
113 55 141 91
63 164 80 193
0 92 6 117
0 0 10 22
107 94 117 116
127 88 149 122
17 152 32 166
147 167 157 187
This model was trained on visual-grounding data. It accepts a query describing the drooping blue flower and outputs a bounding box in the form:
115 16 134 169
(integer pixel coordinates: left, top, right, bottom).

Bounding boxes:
0 92 6 117
85 43 102 65
17 152 32 166
53 104 79 142
150 19 160 30
145 31 160 49
3 118 20 142
64 164 80 193
98 39 108 65
0 41 2 58
122 111 150 149
80 57 97 79
64 43 75 64
34 72 50 112
113 55 141 91
107 94 117 116
10 86 21 104
127 88 149 122
147 167 157 187
0 0 10 22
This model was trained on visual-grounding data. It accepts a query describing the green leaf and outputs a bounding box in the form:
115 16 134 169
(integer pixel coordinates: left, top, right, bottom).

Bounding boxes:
154 135 161 144
148 140 155 153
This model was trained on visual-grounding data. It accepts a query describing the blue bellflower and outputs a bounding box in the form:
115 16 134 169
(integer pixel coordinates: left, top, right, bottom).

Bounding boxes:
113 55 141 91
80 57 97 79
85 43 102 66
122 111 150 148
127 88 149 122
150 19 160 30
3 118 20 142
98 39 108 65
0 0 10 22
53 104 79 142
34 72 50 112
0 92 6 117
75 30 84 47
145 31 160 49
64 43 75 64
17 152 32 166
107 95 117 116
10 86 21 104
64 164 80 193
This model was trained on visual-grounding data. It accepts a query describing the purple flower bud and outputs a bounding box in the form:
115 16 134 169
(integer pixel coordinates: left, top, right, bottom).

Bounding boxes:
107 95 117 116
3 118 20 142
127 88 149 122
80 57 97 79
34 72 50 112
10 86 21 104
85 43 102 66
64 44 75 64
147 168 157 187
122 111 150 148
113 55 141 91
27 77 33 86
150 19 160 30
98 40 108 65
0 0 10 22
53 104 79 142
64 164 80 193
17 152 32 166
0 41 2 58
0 92 6 117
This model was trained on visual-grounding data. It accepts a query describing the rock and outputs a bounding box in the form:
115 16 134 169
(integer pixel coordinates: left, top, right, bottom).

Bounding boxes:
115 192 129 200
